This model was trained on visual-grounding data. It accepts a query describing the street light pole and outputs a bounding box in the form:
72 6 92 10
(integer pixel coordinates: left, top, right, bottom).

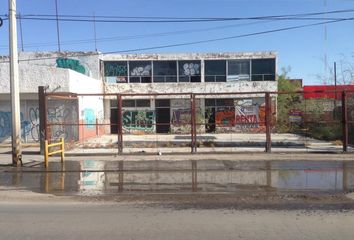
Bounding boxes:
9 0 22 166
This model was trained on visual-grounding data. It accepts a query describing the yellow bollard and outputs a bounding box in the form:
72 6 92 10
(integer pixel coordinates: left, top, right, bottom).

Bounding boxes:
44 140 49 168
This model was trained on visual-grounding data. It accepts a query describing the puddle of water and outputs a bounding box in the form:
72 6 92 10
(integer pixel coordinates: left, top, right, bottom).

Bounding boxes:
1 160 354 196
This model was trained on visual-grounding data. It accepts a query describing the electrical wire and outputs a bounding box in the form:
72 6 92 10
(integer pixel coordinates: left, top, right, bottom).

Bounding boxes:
0 20 272 49
12 8 354 20
0 17 351 63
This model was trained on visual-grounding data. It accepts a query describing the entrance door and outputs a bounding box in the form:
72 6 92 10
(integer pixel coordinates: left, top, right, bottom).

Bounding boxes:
156 99 170 133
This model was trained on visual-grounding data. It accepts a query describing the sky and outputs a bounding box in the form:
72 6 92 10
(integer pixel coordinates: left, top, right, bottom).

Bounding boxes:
0 0 354 85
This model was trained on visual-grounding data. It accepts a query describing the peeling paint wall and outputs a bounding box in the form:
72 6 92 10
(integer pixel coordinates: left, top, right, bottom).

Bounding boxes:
105 82 277 95
101 52 276 61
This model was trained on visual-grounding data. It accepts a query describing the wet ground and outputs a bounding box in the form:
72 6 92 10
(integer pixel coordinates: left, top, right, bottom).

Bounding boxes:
1 159 354 197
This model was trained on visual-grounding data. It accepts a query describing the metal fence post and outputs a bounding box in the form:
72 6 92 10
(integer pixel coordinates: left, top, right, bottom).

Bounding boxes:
117 94 123 154
265 92 272 153
38 86 48 154
190 94 197 153
342 91 348 152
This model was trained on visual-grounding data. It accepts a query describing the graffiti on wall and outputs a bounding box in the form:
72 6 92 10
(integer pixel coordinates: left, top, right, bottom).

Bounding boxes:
171 108 204 133
47 103 79 142
56 58 86 75
104 62 127 76
24 107 40 141
172 109 191 125
0 109 40 142
182 63 200 76
123 110 154 132
130 64 151 76
215 107 235 127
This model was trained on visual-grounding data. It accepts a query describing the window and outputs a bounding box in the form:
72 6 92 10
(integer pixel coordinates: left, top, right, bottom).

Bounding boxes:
205 60 226 82
227 60 250 81
111 99 151 108
178 61 201 82
123 99 151 108
251 58 275 81
153 61 177 83
104 61 128 83
129 61 152 83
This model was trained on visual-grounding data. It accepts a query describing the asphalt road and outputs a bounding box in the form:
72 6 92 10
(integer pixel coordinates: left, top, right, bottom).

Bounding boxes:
1 202 354 240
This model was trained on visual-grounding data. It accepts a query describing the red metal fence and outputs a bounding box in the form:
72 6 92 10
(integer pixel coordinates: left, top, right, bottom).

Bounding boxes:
39 89 354 154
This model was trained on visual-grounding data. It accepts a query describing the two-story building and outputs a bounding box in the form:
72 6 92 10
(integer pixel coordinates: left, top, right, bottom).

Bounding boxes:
100 52 277 134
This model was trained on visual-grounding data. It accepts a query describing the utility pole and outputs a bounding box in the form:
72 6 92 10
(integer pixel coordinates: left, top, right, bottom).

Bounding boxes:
55 0 61 52
9 0 22 166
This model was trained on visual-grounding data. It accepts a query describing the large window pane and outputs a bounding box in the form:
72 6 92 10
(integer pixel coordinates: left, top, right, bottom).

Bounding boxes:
129 61 152 83
178 61 201 82
153 61 177 82
104 61 128 83
251 58 275 81
227 60 250 81
205 60 226 75
205 60 226 82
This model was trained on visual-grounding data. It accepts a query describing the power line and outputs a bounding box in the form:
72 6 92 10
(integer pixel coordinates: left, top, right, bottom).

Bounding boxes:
1 8 353 23
0 17 352 63
13 8 354 20
15 16 354 23
0 20 271 49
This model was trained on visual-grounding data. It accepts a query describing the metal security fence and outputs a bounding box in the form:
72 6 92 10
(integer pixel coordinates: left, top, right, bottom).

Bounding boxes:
39 90 354 154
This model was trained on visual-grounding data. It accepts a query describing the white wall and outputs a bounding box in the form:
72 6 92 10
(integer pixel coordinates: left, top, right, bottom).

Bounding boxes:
105 82 277 95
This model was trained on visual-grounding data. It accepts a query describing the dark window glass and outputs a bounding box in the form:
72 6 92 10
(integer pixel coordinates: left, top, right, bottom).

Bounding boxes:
227 60 250 81
129 61 152 77
136 99 150 107
190 76 201 82
129 77 140 83
216 99 234 107
205 60 226 75
205 99 216 107
104 61 127 77
153 76 164 83
179 76 189 82
251 58 275 81
215 76 226 82
122 100 135 108
153 61 177 82
165 76 177 82
155 99 170 107
141 77 152 83
205 76 216 82
110 100 117 108
178 61 201 82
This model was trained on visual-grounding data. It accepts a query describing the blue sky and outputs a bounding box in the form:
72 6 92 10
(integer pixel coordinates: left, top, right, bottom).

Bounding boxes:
0 0 353 84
